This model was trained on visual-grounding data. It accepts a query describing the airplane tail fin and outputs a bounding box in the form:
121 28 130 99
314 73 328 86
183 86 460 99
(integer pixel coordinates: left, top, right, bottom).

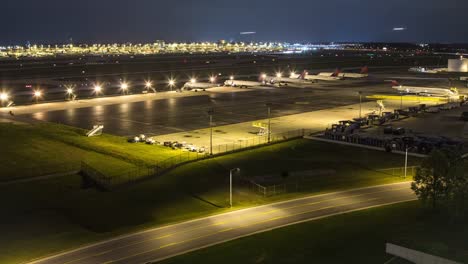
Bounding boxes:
361 66 369 74
391 80 400 87
331 68 341 77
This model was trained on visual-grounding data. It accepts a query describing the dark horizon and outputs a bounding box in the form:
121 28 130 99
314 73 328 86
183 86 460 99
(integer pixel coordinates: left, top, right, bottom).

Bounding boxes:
1 0 468 45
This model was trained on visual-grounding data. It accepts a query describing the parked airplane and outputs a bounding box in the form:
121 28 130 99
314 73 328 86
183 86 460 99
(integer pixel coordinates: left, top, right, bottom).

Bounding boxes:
318 66 369 79
267 72 312 85
183 82 219 91
303 69 342 82
224 79 267 88
391 80 457 96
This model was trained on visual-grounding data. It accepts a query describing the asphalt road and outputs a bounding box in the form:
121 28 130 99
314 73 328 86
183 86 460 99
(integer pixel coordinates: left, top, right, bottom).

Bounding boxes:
29 182 415 264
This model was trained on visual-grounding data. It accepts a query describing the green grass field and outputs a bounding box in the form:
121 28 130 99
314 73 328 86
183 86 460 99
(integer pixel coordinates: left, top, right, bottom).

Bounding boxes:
0 135 420 264
0 122 180 181
161 201 468 264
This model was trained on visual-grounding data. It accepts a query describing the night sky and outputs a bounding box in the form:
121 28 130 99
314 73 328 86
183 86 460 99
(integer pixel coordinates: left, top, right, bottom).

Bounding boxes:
2 0 468 45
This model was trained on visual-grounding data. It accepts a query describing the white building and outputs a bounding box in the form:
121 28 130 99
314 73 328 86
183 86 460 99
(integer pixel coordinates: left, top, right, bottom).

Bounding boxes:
448 57 468 72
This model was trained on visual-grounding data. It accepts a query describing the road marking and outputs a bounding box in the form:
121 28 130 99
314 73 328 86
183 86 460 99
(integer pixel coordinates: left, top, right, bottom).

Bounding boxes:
103 196 401 264
58 187 409 264
109 117 151 125
27 183 411 264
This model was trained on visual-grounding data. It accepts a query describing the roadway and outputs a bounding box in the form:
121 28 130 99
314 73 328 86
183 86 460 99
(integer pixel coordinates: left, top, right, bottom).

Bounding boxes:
29 182 415 264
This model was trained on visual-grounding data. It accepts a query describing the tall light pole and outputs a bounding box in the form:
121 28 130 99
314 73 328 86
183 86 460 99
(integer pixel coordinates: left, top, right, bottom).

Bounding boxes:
120 82 129 95
208 108 214 155
266 103 272 143
145 80 155 93
168 79 175 91
229 168 240 208
404 147 408 178
33 90 42 104
400 93 403 109
358 91 363 118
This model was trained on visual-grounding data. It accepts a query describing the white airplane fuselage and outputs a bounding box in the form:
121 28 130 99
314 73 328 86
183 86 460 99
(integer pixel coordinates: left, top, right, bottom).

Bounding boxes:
392 85 456 96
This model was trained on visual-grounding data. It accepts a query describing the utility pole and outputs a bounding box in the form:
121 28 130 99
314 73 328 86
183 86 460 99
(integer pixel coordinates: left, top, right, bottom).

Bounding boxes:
266 103 272 143
404 147 408 178
358 91 363 118
208 108 214 155
229 168 240 208
400 93 403 109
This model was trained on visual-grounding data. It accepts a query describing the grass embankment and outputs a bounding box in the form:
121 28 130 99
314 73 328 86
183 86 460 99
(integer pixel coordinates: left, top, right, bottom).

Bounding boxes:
161 201 468 264
0 136 418 263
0 122 179 181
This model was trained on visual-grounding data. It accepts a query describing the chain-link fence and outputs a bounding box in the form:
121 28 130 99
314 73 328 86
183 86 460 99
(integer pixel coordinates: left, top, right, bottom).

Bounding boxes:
245 179 299 197
377 166 418 178
82 128 311 190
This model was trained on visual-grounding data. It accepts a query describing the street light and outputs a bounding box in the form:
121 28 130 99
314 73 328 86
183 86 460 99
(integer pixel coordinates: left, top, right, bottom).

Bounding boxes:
229 168 240 208
33 90 42 103
120 82 129 93
65 86 75 101
404 147 408 178
145 80 153 89
261 73 267 80
230 75 234 80
208 108 214 155
190 78 196 84
276 72 282 78
266 103 273 143
168 79 176 91
94 84 102 96
209 76 216 83
0 92 9 102
358 91 363 118
400 93 403 109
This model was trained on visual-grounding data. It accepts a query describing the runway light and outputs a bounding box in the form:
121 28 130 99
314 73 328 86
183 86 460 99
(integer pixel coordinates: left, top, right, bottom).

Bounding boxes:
0 92 9 101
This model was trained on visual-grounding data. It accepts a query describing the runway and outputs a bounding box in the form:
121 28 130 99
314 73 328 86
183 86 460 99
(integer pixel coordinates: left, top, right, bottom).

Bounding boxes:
29 182 415 264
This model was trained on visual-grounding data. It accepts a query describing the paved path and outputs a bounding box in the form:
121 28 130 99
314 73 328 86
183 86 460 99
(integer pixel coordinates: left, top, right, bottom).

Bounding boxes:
29 182 416 264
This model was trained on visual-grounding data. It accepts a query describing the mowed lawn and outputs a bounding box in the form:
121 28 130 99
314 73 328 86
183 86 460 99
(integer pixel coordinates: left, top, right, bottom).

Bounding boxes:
0 137 420 264
161 201 468 264
0 122 180 181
